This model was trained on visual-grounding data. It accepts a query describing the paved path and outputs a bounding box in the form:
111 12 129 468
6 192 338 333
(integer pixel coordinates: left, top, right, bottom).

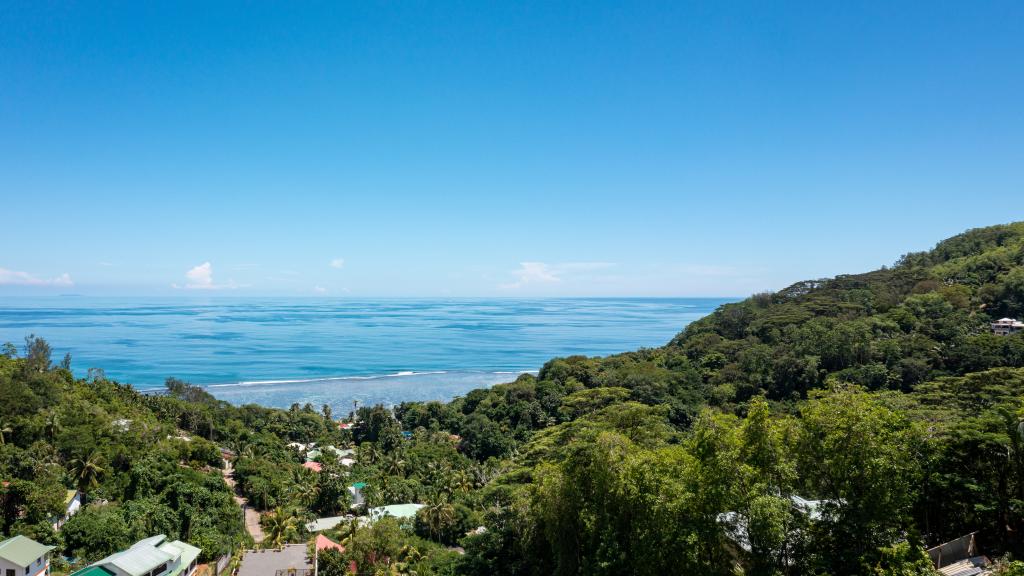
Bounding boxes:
223 459 265 544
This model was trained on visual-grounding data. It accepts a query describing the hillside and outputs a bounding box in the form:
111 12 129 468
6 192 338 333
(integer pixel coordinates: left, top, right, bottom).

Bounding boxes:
671 221 1024 398
2 223 1024 576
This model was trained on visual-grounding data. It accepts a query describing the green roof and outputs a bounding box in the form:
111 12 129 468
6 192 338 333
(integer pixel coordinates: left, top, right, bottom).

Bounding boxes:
0 535 55 568
70 566 116 576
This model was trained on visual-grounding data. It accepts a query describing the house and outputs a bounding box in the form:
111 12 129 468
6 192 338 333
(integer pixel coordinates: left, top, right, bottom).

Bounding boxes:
51 489 82 530
991 318 1024 336
302 462 322 473
72 535 201 576
347 483 366 508
306 446 352 461
306 446 355 467
0 535 54 576
306 516 351 533
314 535 344 553
368 503 424 522
237 545 311 576
719 495 836 553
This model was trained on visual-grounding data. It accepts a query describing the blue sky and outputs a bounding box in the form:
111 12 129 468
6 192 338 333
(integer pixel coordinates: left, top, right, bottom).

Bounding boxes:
1 2 1022 297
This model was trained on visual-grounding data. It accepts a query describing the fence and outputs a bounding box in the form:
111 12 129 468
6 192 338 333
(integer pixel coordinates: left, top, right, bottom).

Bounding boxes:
927 532 979 568
214 554 231 575
273 570 313 576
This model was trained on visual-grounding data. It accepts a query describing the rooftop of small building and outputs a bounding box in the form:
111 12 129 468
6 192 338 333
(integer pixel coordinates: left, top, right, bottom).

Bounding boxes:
0 535 55 568
369 503 424 520
237 545 311 576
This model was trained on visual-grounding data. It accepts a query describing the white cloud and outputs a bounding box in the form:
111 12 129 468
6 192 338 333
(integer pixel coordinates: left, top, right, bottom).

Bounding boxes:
313 285 328 294
186 262 213 287
0 267 74 287
330 258 345 269
175 262 238 290
501 261 616 289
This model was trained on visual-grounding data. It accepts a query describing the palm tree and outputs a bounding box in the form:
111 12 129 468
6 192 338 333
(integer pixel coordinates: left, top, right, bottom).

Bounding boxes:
261 507 300 548
384 452 406 478
230 437 257 460
337 516 362 549
421 494 455 543
0 417 12 445
44 412 61 442
289 470 320 508
446 469 472 495
360 443 381 466
69 450 105 500
373 545 421 576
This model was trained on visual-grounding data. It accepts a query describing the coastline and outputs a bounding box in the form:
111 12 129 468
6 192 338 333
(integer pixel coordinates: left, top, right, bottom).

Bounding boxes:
182 368 539 411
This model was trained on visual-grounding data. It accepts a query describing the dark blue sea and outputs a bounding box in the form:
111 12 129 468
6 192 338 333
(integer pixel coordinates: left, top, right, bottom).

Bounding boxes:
0 297 730 411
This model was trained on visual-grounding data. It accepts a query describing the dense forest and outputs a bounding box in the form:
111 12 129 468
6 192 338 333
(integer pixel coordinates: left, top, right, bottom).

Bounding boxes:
3 222 1024 575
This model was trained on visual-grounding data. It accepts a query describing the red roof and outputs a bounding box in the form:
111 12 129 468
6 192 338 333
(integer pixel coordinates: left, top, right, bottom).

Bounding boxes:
303 461 323 472
316 534 345 553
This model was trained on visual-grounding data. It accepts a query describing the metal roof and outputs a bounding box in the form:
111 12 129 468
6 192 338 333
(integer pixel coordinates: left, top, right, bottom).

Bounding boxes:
159 541 201 576
93 536 175 576
369 503 424 521
237 545 310 576
938 558 991 576
306 515 347 532
0 535 55 568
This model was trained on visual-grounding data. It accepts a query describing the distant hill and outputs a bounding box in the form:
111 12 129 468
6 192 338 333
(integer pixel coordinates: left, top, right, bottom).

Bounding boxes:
668 221 1024 400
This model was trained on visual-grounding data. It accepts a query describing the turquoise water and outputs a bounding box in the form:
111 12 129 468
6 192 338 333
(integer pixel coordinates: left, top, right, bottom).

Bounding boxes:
0 297 730 410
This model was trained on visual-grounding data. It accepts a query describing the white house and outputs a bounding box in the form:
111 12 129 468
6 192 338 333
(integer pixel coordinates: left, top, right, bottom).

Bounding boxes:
73 535 200 576
991 318 1024 336
0 535 54 576
51 489 82 530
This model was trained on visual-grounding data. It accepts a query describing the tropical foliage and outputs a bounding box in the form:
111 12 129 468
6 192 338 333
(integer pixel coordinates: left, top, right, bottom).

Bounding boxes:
4 223 1024 575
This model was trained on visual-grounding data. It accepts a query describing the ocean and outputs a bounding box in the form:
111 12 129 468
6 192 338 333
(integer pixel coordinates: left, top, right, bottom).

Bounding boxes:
0 297 730 412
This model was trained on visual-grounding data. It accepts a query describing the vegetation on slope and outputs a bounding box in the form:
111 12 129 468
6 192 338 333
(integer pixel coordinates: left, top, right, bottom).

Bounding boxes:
3 223 1024 575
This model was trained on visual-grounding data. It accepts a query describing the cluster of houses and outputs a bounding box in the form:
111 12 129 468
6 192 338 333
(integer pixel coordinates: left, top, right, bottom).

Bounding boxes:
288 443 356 473
718 497 1001 575
3 493 1008 576
285 440 426 546
0 534 199 576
